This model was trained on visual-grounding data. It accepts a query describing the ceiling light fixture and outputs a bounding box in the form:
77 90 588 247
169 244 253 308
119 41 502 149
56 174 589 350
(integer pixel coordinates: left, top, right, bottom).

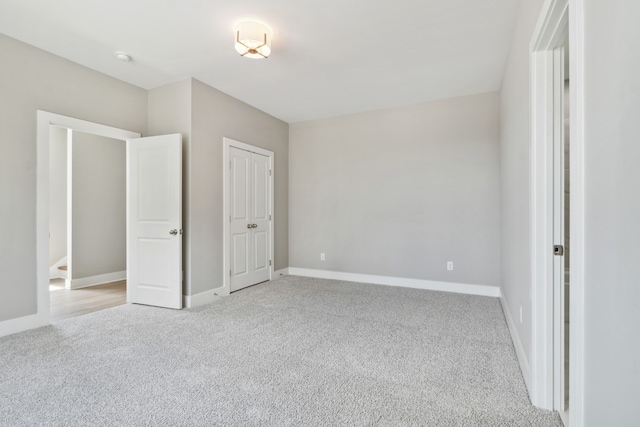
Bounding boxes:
234 21 272 59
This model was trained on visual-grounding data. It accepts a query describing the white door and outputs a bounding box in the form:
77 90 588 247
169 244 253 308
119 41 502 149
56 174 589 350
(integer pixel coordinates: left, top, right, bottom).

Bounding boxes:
552 46 569 419
127 134 182 309
229 146 271 292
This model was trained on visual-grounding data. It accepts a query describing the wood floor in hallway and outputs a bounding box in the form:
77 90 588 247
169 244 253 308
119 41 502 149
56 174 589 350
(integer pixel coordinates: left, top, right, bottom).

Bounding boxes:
50 279 126 322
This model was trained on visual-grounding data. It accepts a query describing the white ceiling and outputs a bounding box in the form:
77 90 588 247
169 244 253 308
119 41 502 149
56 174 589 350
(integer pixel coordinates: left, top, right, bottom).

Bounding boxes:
0 0 520 123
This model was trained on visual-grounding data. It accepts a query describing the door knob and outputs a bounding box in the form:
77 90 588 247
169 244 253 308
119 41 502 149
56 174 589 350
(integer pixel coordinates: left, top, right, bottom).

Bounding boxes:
169 229 178 235
247 224 252 229
252 224 257 228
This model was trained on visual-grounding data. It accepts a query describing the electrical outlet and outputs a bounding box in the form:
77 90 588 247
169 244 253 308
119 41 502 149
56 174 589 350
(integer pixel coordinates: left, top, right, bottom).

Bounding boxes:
447 261 453 271
320 253 325 261
519 305 523 324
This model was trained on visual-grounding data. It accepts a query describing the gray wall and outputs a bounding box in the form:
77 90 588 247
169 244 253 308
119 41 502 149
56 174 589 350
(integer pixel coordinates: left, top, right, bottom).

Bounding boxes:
583 0 640 424
0 33 147 322
49 126 68 266
289 92 501 288
147 78 289 298
70 131 126 279
499 0 545 385
147 80 192 294
190 79 289 296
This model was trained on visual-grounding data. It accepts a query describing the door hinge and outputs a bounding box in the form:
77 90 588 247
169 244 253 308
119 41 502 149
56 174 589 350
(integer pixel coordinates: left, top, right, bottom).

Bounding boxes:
269 260 272 266
269 169 272 176
269 214 271 221
229 161 232 169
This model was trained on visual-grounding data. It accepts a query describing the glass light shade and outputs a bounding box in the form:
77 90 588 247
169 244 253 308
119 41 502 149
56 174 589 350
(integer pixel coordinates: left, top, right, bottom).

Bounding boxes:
234 21 272 59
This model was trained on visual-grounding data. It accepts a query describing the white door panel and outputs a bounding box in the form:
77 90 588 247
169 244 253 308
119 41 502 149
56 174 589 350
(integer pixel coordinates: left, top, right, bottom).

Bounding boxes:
253 155 269 221
229 146 272 292
251 153 271 284
552 47 569 417
127 134 182 309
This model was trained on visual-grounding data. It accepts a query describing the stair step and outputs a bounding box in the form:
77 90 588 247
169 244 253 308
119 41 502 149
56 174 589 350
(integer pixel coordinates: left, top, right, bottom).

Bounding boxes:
58 266 68 271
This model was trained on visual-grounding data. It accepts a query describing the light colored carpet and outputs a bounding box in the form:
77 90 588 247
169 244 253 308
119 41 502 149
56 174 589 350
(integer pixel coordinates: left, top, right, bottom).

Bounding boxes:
0 275 561 426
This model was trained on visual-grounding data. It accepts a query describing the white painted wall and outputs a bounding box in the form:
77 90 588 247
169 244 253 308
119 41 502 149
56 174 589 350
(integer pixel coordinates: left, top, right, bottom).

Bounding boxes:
0 34 147 323
499 0 546 390
70 131 126 279
582 0 640 424
49 126 68 266
289 92 501 289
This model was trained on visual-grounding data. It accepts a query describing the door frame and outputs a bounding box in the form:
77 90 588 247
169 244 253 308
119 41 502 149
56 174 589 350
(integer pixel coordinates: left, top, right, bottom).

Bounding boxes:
221 137 274 296
529 0 585 424
36 111 140 324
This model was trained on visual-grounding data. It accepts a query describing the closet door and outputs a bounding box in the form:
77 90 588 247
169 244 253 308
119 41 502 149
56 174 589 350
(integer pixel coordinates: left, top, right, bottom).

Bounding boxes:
251 153 271 285
229 147 271 292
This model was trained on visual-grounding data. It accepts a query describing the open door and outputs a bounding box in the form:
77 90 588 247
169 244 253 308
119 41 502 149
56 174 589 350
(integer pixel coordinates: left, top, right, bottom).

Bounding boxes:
127 134 182 309
552 46 570 424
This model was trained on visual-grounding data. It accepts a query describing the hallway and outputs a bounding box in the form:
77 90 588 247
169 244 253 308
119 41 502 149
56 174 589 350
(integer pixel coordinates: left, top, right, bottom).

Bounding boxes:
49 279 126 322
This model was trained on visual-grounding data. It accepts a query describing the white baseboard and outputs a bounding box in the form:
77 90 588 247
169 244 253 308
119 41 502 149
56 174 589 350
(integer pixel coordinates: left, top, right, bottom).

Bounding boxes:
500 293 531 393
287 267 501 298
183 288 223 308
0 313 49 338
68 271 126 289
184 269 290 307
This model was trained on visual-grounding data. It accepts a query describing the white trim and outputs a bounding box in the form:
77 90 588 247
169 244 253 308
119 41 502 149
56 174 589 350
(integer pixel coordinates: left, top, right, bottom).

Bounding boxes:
66 129 74 281
568 0 586 424
0 313 49 338
530 46 556 409
183 288 222 308
530 0 568 410
530 0 569 52
222 137 274 297
500 294 531 392
529 0 586 423
67 271 126 289
289 268 501 298
36 111 140 332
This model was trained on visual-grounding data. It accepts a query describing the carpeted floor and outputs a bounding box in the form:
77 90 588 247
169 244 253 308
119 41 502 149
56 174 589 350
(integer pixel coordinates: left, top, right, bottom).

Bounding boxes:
0 275 562 426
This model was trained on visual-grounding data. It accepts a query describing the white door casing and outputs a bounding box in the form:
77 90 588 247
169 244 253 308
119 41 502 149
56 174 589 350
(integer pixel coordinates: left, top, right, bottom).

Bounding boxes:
223 138 274 295
127 134 183 309
530 0 585 424
27 112 140 337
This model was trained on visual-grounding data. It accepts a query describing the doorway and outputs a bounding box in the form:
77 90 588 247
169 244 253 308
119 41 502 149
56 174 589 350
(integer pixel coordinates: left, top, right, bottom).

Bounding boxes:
529 0 585 424
222 138 274 295
48 126 128 320
37 111 141 324
38 112 184 323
